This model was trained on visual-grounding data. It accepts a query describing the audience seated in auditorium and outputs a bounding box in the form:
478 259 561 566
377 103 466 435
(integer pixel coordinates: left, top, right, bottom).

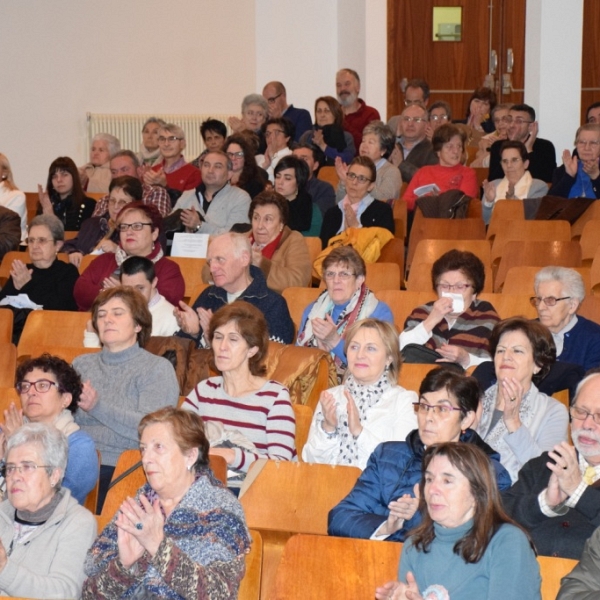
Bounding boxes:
424 100 452 141
84 255 178 346
74 286 180 511
79 133 120 194
388 104 438 184
534 266 600 372
376 443 540 600
299 95 356 166
92 150 171 218
0 152 26 242
549 123 600 198
190 118 227 169
482 140 548 224
6 354 98 504
224 133 269 199
297 247 394 378
255 117 295 182
488 103 557 182
336 68 381 149
246 190 312 292
274 155 321 236
183 302 296 489
171 150 251 236
74 202 184 311
0 214 79 343
470 102 512 168
335 121 402 203
82 407 250 598
175 232 294 347
328 367 510 541
400 250 500 369
387 78 431 134
136 117 165 167
0 423 96 599
228 93 269 153
38 156 96 231
402 123 479 211
502 370 600 559
321 156 394 248
476 317 569 483
263 80 312 141
63 175 142 268
454 86 497 135
143 123 201 192
303 319 417 469
293 143 336 216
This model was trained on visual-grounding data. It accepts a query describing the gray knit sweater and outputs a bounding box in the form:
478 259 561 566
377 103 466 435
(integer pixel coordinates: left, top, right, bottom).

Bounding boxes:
73 344 179 466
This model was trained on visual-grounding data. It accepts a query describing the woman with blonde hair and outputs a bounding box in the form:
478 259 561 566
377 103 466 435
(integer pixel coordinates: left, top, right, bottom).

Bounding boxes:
0 152 26 241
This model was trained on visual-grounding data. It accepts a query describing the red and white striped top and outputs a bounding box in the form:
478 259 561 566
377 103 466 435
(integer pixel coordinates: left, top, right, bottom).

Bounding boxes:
183 377 296 472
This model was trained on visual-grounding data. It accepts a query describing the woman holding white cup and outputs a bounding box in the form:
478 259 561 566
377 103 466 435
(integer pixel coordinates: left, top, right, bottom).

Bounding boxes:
400 250 500 369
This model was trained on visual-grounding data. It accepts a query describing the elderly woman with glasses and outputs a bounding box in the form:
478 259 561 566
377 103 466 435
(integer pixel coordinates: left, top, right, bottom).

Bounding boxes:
335 121 402 203
476 317 569 483
532 266 600 372
256 117 294 182
549 123 600 198
400 250 500 369
328 367 511 541
297 246 394 379
470 103 513 168
481 140 548 224
0 423 96 598
3 354 98 505
0 214 79 343
74 201 184 311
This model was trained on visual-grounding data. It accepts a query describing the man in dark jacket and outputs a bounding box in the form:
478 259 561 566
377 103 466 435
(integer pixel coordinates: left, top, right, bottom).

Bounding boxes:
502 370 600 559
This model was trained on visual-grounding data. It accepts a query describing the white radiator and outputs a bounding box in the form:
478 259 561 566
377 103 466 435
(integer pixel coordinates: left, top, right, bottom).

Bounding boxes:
86 112 234 162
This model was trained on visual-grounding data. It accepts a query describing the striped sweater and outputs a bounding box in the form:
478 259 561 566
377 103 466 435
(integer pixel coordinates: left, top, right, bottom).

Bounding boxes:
183 378 296 472
403 299 500 359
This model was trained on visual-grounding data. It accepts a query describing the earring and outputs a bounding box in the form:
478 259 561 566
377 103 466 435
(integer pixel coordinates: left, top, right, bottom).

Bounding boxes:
187 464 193 472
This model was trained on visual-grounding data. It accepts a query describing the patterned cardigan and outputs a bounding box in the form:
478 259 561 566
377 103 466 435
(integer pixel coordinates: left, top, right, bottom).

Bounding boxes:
403 298 500 359
82 469 251 599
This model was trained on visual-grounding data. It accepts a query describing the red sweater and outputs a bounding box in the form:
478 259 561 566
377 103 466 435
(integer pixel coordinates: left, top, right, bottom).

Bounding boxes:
343 99 381 150
402 163 479 210
152 160 201 192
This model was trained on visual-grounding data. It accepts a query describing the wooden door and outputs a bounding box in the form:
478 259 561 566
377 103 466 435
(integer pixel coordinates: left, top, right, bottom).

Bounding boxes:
581 0 600 119
387 0 526 120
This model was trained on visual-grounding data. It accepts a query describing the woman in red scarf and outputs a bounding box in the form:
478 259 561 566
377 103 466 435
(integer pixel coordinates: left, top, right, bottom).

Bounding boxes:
248 190 312 293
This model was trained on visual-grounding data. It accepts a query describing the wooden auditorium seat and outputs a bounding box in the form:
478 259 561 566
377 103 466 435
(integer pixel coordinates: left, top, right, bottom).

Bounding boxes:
578 219 600 266
239 459 361 599
238 529 263 600
317 166 339 189
166 256 207 303
494 240 582 292
571 200 600 240
0 345 17 388
410 239 492 271
292 403 313 459
272 534 401 600
485 199 525 242
503 266 591 296
478 293 538 320
398 363 439 394
282 287 321 333
392 198 408 240
0 388 20 412
376 290 437 331
0 309 13 344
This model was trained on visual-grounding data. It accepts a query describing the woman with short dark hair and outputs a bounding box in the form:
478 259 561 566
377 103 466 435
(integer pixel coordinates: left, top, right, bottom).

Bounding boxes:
376 442 540 600
247 190 312 292
402 124 479 211
82 407 250 598
400 250 500 369
476 317 569 482
183 301 296 489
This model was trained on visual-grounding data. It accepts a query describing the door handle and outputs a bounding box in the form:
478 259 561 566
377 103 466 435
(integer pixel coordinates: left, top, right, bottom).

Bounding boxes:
490 49 498 75
506 48 514 74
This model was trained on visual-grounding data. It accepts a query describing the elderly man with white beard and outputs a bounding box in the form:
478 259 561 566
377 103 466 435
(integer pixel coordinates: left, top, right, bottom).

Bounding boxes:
502 370 600 559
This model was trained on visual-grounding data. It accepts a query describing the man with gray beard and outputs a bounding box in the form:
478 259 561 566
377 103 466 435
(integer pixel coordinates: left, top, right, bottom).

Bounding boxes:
502 370 600 559
336 68 380 150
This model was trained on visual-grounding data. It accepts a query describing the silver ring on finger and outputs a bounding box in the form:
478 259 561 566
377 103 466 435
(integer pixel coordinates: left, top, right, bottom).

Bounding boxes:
135 522 143 530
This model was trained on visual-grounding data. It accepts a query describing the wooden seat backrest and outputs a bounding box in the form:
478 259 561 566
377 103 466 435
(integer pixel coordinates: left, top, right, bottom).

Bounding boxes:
578 219 600 266
292 403 313 459
494 240 582 292
376 290 437 331
398 363 439 394
282 287 321 334
411 239 492 271
538 555 579 600
304 237 322 266
238 529 263 600
503 266 591 296
317 166 339 189
478 293 538 320
166 256 207 303
0 345 17 388
571 200 600 240
0 309 13 344
486 199 525 241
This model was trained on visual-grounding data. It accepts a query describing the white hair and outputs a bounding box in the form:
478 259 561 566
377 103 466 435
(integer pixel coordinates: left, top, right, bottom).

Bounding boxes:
534 266 585 303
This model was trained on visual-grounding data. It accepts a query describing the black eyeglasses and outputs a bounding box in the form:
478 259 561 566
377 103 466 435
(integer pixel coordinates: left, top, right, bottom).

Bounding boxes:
570 406 600 425
266 93 283 104
16 379 60 394
118 222 153 232
529 296 571 307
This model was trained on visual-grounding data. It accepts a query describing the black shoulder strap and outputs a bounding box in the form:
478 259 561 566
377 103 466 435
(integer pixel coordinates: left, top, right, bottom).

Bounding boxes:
107 461 143 491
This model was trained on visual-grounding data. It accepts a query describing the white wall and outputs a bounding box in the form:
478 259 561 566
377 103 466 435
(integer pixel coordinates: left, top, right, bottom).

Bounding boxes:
0 0 257 190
